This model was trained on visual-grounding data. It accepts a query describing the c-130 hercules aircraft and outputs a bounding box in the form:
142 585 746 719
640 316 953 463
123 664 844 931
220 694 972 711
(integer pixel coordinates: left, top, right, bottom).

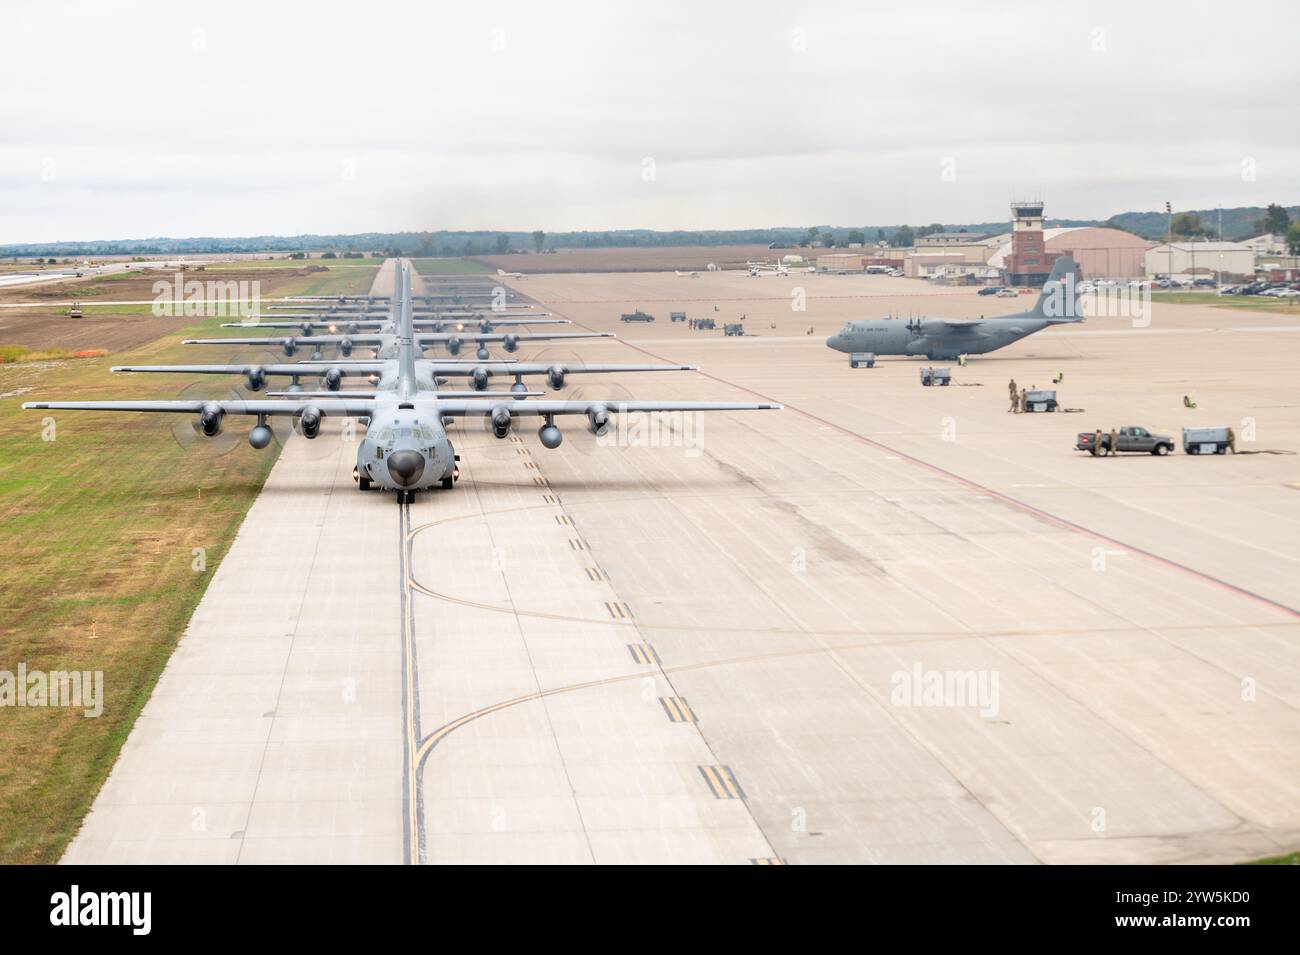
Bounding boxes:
112 286 696 394
25 264 781 500
825 256 1083 361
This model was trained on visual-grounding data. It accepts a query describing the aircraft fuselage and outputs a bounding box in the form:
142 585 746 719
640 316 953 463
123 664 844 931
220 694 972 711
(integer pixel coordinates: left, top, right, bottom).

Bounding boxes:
826 315 1058 360
356 400 456 491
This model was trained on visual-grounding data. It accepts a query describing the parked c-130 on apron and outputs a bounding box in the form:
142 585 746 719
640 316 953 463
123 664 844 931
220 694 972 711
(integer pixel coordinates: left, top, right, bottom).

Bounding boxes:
826 256 1083 361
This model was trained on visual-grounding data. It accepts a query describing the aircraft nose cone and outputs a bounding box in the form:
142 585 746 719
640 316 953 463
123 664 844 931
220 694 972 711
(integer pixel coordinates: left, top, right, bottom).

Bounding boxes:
826 335 840 350
386 449 425 487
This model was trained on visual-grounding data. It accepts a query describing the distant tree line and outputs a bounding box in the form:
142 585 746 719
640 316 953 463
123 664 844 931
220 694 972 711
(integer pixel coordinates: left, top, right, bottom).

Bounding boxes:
6 205 1297 257
1106 203 1300 242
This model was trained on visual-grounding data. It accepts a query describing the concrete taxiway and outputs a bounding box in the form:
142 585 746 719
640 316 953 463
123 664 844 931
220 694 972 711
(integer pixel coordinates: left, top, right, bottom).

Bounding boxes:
66 264 1300 864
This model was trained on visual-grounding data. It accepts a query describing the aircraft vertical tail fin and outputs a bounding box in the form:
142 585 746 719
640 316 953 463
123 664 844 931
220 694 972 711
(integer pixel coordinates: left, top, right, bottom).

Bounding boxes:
1027 255 1082 322
396 261 418 399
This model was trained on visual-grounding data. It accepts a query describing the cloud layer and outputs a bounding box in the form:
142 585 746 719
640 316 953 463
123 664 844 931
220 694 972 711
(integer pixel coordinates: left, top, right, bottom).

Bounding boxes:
2 0 1297 242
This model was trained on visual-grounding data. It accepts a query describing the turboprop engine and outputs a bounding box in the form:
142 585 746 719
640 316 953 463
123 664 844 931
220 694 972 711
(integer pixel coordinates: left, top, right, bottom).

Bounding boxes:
198 402 224 437
297 406 323 439
491 406 512 439
586 403 610 436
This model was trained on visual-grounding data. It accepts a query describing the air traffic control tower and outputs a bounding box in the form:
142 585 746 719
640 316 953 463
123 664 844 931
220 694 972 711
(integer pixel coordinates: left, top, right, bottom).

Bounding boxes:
1006 199 1057 287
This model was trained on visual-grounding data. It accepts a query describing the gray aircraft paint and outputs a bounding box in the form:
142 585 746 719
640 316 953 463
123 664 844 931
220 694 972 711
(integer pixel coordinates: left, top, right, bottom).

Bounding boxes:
26 261 778 497
826 256 1083 361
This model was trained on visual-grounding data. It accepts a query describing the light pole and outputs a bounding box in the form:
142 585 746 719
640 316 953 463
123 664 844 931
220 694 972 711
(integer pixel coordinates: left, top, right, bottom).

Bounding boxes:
1166 201 1173 281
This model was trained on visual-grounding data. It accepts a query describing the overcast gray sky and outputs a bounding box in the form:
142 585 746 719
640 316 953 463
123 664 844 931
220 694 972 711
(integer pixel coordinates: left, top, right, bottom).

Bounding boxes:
3 0 1298 243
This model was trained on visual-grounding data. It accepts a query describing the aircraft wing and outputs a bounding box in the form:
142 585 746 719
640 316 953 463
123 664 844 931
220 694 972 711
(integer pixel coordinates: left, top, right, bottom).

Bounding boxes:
23 398 377 416
538 363 696 374
434 399 781 417
266 390 543 399
183 334 388 347
249 312 384 319
224 320 388 330
111 363 388 376
443 318 566 326
415 331 614 344
433 362 696 375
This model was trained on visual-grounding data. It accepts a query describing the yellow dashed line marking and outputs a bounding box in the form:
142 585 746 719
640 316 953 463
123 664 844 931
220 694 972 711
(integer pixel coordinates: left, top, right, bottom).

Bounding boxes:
543 494 559 504
516 447 530 456
523 461 538 470
568 539 586 552
627 643 660 665
659 696 696 723
555 514 572 526
605 600 632 619
750 857 786 865
699 765 745 800
532 476 547 487
584 566 606 582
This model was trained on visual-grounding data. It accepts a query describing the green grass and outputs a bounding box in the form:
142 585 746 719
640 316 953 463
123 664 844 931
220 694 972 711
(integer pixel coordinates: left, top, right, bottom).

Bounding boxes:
1151 291 1300 315
1246 851 1300 865
215 258 383 271
0 263 377 863
409 257 493 276
0 345 77 362
23 304 160 317
90 270 146 282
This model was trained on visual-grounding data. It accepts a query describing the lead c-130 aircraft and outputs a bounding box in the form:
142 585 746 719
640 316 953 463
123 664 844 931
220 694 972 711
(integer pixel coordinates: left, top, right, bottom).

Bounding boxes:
25 263 781 500
825 256 1083 361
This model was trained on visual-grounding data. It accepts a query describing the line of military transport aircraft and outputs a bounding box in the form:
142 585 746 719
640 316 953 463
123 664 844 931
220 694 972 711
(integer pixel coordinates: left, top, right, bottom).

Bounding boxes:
25 262 781 499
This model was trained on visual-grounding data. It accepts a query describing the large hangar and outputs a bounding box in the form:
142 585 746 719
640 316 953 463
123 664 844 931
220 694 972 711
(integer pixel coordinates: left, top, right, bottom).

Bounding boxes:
990 225 1153 281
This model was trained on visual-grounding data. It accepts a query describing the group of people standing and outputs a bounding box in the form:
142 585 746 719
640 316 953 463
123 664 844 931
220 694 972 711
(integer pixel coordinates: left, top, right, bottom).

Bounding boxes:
1088 427 1122 456
1007 379 1031 414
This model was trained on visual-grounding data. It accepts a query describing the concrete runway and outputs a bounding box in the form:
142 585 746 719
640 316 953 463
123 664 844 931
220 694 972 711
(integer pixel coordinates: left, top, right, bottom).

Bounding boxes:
66 263 1300 864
